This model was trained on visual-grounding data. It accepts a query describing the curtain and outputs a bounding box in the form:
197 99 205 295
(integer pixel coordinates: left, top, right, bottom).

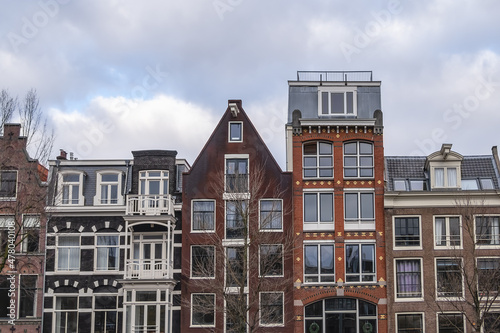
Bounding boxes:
492 217 500 245
447 168 457 187
435 168 444 187
435 218 444 246
396 260 421 297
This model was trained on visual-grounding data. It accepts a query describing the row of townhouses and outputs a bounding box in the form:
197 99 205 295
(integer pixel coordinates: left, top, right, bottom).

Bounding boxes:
1 71 500 333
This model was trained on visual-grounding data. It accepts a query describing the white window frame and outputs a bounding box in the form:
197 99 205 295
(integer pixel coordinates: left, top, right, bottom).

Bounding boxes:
92 293 118 333
191 199 216 232
190 245 216 279
259 291 284 327
303 242 335 284
343 141 374 179
434 216 462 249
94 171 123 205
395 312 425 333
435 258 464 300
259 244 284 278
18 274 37 318
21 214 40 253
344 189 375 230
393 216 422 250
430 165 460 189
344 241 376 284
0 170 17 200
228 121 243 142
58 171 84 205
53 295 79 333
302 141 334 179
56 234 81 272
224 154 249 197
318 86 357 116
190 293 216 328
475 215 500 248
225 246 248 292
436 312 465 333
225 200 248 240
94 234 119 271
259 199 283 231
394 258 423 301
139 170 169 195
303 189 334 231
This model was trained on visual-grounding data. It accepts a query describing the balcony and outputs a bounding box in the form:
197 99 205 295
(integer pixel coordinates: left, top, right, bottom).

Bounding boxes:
296 70 373 82
126 194 175 215
125 259 173 280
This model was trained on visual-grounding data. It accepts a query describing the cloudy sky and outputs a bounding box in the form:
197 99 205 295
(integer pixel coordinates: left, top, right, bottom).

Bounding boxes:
1 0 500 168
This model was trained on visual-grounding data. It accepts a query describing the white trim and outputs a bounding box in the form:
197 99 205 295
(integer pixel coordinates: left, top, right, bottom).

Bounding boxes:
57 170 85 206
435 257 464 301
343 140 374 179
344 242 377 284
344 189 375 231
303 190 335 231
228 121 243 143
94 233 120 272
93 170 124 206
392 215 422 251
55 233 81 272
259 198 283 231
393 257 424 302
433 215 462 250
317 86 357 116
303 242 335 285
395 312 425 333
302 141 334 180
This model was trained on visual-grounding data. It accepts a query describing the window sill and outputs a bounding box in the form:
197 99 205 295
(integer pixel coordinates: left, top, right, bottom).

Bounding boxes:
303 223 334 231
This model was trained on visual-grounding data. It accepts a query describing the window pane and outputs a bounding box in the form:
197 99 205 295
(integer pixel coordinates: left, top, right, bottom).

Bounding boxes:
359 142 372 154
435 168 444 187
192 294 215 325
101 174 118 182
320 245 334 274
447 168 457 187
230 123 242 141
346 92 353 114
481 178 495 190
360 193 374 219
331 93 344 114
304 193 318 222
319 193 333 222
319 142 332 155
344 142 357 155
321 92 329 114
345 193 358 219
304 246 318 275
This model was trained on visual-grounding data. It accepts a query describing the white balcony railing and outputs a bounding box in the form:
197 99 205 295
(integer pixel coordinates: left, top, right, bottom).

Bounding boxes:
126 194 175 215
125 259 173 280
132 325 157 333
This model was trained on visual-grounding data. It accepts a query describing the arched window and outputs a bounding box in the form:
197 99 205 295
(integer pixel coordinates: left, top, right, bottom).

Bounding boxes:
344 141 374 178
303 142 333 179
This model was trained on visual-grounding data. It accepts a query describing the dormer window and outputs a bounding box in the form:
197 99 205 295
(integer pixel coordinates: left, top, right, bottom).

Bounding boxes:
434 167 458 188
426 144 463 190
95 171 123 205
58 172 84 205
318 87 357 116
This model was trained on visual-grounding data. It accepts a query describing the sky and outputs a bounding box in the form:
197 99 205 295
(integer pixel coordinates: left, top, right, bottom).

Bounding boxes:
1 0 500 168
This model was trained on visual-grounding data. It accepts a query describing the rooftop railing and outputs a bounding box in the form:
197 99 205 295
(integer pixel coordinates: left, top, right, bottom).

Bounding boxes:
296 71 373 82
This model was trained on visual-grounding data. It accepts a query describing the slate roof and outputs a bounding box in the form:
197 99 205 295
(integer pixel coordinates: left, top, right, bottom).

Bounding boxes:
385 155 500 191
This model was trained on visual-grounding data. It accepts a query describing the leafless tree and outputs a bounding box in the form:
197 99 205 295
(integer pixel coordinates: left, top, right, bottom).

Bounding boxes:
185 162 295 333
0 89 17 134
427 196 500 333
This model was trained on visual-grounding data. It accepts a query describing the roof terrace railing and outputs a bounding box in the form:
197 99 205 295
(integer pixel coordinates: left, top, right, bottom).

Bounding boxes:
297 71 373 82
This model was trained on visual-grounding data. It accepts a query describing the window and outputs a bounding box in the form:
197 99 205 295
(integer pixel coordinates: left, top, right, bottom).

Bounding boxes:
438 313 464 333
304 244 335 283
318 87 356 115
303 192 334 230
260 199 282 230
304 298 377 333
393 179 428 191
226 159 248 192
260 292 284 326
345 244 375 282
226 247 246 287
97 172 121 205
139 170 169 196
344 142 374 178
226 294 247 333
394 216 421 248
226 201 247 239
484 312 500 332
176 164 187 192
57 235 80 271
436 259 463 298
96 235 119 271
395 259 422 299
0 276 9 318
435 217 461 248
60 172 83 205
192 200 215 231
0 215 14 255
191 294 215 327
0 170 17 198
476 216 500 246
94 295 117 333
260 244 283 277
21 215 40 253
461 178 495 190
433 167 458 188
396 313 423 332
344 192 375 228
229 122 243 142
55 296 78 333
477 258 500 293
303 142 333 178
191 246 215 278
19 275 37 317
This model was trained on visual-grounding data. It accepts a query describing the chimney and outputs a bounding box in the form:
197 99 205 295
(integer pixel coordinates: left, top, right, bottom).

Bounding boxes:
57 149 67 160
3 124 21 139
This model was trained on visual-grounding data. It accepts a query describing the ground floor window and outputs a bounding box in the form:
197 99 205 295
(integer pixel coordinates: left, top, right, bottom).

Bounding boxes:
438 313 464 332
396 313 423 332
94 294 118 333
124 288 172 333
304 297 377 333
54 296 78 333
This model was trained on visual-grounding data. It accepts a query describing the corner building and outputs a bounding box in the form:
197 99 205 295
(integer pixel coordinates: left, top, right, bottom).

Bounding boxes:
285 71 387 333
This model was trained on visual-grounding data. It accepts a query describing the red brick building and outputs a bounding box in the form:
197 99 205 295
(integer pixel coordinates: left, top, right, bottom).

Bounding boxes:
181 100 294 332
0 124 48 333
285 72 387 333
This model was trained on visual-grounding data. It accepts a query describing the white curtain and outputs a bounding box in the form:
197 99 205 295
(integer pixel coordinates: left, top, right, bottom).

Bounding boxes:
447 168 457 187
435 218 444 246
435 168 444 187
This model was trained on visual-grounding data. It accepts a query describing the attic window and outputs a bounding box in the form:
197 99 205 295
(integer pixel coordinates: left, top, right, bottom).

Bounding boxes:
433 167 458 188
229 122 242 142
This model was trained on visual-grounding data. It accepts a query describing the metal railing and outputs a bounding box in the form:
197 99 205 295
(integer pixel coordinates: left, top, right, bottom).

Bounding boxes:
296 71 373 82
126 194 175 215
125 259 172 279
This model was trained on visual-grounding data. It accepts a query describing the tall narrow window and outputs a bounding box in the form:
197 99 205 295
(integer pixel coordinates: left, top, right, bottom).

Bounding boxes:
191 294 215 327
0 276 9 317
344 142 374 178
260 244 283 277
21 215 40 253
303 142 333 178
476 216 500 246
176 164 186 192
395 259 422 299
229 122 243 142
57 235 80 271
191 245 215 278
226 247 246 287
98 173 120 204
436 258 463 298
94 295 117 333
304 244 335 283
0 170 17 198
226 159 248 192
60 172 83 205
226 201 247 239
0 216 15 255
19 275 37 317
192 200 215 231
477 258 500 293
96 235 119 271
345 244 375 282
55 296 78 333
